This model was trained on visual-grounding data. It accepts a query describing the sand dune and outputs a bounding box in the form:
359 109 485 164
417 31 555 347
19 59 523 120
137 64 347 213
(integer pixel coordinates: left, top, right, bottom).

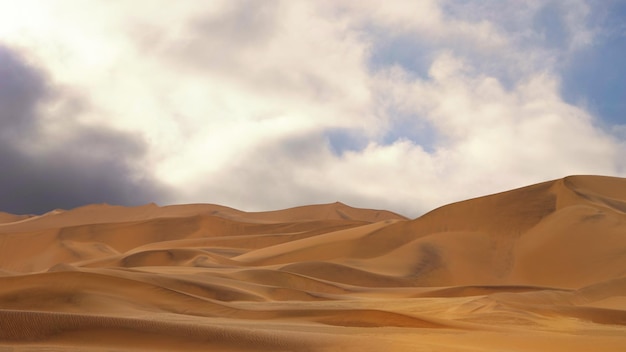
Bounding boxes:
0 212 32 224
1 175 626 351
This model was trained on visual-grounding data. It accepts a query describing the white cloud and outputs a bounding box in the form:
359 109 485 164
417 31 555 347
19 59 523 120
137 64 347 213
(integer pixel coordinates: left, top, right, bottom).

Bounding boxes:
366 53 620 208
174 50 622 216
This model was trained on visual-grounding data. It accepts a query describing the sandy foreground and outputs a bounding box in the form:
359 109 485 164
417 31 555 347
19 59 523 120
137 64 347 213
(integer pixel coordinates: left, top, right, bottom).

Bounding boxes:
0 175 625 351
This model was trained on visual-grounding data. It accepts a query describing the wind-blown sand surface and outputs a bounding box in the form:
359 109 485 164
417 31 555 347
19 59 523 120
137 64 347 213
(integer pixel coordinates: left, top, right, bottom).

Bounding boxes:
1 175 626 351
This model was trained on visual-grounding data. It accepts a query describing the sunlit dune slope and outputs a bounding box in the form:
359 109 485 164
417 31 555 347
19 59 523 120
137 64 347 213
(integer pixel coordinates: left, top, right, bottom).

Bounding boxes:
1 175 625 351
333 175 626 288
0 211 31 224
0 202 404 273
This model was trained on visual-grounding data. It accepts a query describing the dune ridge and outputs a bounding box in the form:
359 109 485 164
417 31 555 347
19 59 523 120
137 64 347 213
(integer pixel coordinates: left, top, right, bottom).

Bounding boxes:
1 175 625 351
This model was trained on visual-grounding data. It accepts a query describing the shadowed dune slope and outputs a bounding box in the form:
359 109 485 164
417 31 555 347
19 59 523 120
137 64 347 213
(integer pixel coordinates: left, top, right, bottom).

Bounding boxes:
1 175 625 351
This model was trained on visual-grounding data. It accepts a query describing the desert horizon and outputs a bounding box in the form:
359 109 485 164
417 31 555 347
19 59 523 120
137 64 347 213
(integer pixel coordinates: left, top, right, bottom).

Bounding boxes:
2 2 625 351
1 175 625 351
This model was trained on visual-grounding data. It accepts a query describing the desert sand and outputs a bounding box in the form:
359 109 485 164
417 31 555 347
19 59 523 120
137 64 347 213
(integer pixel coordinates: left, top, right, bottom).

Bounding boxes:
1 175 625 351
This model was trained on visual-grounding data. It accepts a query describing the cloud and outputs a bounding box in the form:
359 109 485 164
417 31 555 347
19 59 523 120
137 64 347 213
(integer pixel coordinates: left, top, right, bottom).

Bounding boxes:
0 46 46 142
0 45 171 214
180 49 624 217
368 53 622 209
0 1 623 217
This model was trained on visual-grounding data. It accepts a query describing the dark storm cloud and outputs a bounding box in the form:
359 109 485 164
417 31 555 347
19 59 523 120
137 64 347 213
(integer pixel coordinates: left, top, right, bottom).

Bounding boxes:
0 46 46 141
0 45 171 215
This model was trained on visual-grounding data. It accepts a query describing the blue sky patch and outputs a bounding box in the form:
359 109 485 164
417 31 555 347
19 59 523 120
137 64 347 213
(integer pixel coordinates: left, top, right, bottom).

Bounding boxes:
325 128 369 155
368 32 434 80
560 1 626 127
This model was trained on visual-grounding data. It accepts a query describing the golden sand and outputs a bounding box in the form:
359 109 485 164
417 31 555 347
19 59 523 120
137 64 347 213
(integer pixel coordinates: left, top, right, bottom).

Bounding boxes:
1 175 625 351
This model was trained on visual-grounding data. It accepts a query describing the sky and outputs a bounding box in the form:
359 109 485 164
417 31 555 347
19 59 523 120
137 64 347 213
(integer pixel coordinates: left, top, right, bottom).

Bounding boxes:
0 0 625 217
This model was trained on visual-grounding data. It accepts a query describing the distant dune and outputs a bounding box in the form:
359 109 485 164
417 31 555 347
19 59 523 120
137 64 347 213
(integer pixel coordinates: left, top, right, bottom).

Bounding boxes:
1 175 626 351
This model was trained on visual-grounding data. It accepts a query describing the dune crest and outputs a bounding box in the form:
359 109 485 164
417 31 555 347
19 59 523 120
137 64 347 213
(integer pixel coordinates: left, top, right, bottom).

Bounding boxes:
1 175 625 351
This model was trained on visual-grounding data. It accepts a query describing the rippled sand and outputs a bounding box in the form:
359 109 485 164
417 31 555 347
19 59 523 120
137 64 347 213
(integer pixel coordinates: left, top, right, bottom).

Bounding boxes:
1 175 625 351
